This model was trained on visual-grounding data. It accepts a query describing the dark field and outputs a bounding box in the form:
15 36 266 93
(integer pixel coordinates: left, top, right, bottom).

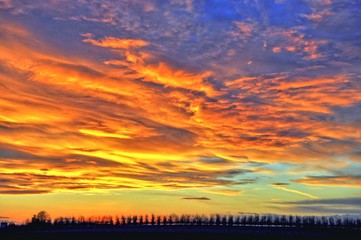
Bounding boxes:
2 226 360 240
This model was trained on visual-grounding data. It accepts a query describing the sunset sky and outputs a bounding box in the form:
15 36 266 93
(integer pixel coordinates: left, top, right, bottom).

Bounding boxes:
0 0 361 223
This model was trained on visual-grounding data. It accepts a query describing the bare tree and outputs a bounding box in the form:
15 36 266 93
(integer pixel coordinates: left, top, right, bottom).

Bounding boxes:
151 214 155 225
22 212 361 230
31 211 51 225
156 215 161 226
132 215 138 225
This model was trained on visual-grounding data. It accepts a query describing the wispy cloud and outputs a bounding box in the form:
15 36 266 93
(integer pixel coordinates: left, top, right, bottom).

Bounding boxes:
270 184 319 199
292 175 361 187
0 0 12 9
82 34 148 49
282 197 361 206
181 197 211 201
204 189 244 196
274 197 361 215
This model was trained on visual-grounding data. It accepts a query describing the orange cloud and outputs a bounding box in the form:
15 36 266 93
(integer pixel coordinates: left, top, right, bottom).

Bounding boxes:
1 0 360 225
83 34 216 96
267 28 327 60
232 21 254 40
301 10 334 22
292 176 361 188
0 19 360 205
82 33 148 49
272 47 281 53
139 62 213 92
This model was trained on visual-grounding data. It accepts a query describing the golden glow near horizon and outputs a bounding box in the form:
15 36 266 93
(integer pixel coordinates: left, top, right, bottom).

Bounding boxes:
0 0 361 223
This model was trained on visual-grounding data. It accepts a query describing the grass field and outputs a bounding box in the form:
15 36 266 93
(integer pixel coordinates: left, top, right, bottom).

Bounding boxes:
2 225 361 240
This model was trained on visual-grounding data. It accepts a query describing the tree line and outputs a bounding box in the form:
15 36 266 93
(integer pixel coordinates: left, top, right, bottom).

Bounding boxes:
14 211 360 229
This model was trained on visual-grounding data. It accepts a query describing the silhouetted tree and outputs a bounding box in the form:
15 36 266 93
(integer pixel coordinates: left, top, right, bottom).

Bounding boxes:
345 218 355 229
151 214 155 225
126 215 132 225
320 216 328 227
221 215 227 226
77 216 86 226
295 215 302 227
308 216 316 228
288 215 294 226
260 215 267 226
132 215 138 225
32 211 51 224
179 214 184 225
29 211 51 229
115 216 120 226
215 214 221 226
246 215 254 225
190 215 196 225
162 215 167 225
20 211 361 230
121 215 126 225
266 215 273 226
209 214 215 225
168 215 173 225
228 215 234 226
235 215 241 226
329 216 335 228
354 218 359 229
280 215 287 226
203 215 209 225
185 214 191 225
253 214 259 225
156 215 161 226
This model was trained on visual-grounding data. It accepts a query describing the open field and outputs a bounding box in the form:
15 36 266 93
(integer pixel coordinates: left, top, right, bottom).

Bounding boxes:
2 226 361 240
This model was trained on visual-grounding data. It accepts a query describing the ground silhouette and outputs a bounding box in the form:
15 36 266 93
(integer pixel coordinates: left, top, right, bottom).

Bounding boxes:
1 211 360 239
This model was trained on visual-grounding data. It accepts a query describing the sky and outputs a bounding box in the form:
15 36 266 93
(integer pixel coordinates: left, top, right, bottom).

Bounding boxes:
0 0 360 223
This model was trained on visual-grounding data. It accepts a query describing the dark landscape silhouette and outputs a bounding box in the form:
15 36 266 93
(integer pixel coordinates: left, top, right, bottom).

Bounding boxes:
1 211 360 239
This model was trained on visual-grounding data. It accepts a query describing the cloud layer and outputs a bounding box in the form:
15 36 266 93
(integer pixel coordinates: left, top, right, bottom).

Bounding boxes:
0 0 360 220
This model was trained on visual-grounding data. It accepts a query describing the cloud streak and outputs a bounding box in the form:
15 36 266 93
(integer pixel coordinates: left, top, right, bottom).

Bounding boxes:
282 197 361 206
270 184 319 200
181 197 211 201
292 175 361 187
274 197 361 215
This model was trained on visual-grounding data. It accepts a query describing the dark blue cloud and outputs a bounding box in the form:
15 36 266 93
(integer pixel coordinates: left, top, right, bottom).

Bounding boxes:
333 103 361 125
199 157 231 164
283 197 361 206
2 0 359 79
289 205 361 215
277 197 361 214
